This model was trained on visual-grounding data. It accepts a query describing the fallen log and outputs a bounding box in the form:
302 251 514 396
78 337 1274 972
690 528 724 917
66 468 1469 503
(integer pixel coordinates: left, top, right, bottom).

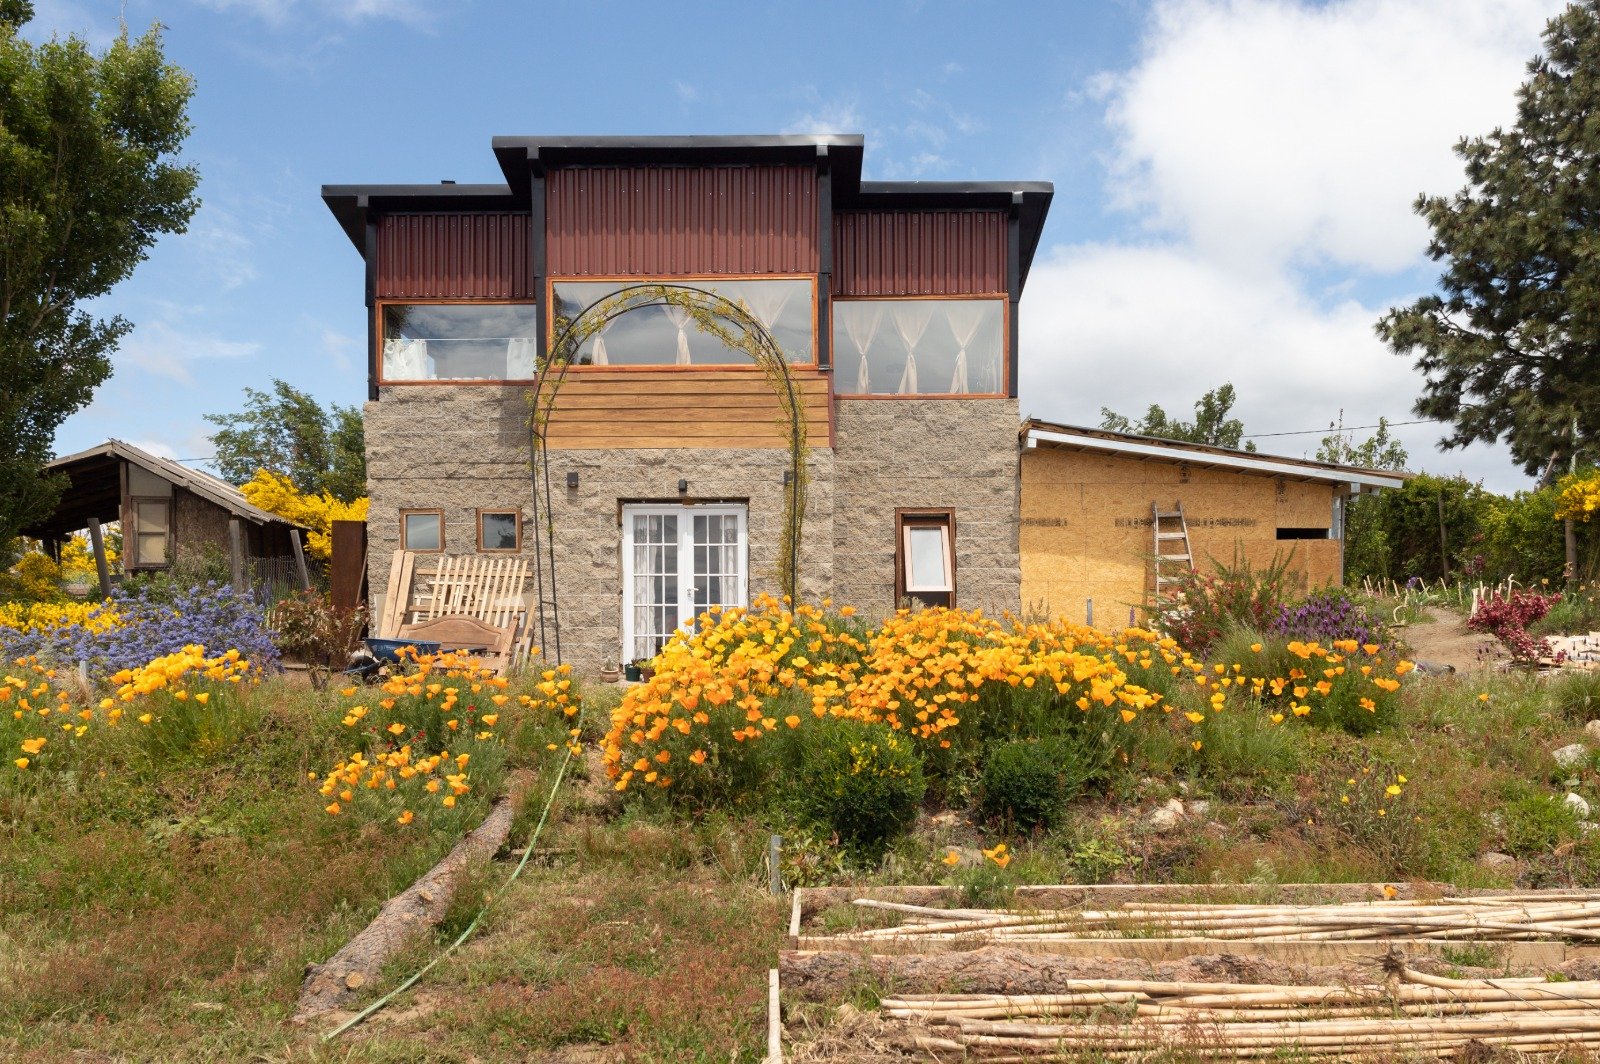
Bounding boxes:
293 771 531 1021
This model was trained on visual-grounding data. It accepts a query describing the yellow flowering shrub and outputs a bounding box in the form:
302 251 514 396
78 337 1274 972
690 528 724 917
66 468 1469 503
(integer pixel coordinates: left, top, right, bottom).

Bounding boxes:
315 650 580 831
0 599 120 634
5 645 259 777
601 597 1420 806
59 533 118 576
1555 469 1600 523
238 469 369 561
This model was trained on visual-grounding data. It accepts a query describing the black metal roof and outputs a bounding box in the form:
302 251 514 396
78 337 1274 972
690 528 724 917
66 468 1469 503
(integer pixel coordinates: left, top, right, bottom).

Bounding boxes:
321 133 1054 284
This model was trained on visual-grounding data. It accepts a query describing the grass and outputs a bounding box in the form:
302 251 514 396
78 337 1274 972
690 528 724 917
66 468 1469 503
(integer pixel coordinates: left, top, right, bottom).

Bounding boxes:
13 629 1600 1060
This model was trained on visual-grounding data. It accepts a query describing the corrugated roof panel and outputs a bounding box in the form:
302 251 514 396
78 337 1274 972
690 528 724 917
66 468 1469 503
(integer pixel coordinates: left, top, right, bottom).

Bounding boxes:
376 213 532 299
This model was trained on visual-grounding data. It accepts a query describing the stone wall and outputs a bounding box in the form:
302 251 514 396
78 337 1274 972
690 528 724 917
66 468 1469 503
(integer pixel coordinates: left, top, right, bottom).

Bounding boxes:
365 386 835 672
832 399 1022 617
173 488 236 571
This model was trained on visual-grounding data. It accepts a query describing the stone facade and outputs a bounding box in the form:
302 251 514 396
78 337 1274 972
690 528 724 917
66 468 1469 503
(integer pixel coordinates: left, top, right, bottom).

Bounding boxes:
832 399 1022 617
366 388 1022 671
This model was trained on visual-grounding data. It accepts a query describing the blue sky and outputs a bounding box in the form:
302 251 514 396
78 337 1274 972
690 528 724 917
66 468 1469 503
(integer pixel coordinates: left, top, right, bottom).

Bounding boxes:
27 0 1569 492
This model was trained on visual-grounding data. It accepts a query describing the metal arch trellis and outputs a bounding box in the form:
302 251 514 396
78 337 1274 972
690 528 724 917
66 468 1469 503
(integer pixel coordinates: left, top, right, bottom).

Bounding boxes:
524 283 810 665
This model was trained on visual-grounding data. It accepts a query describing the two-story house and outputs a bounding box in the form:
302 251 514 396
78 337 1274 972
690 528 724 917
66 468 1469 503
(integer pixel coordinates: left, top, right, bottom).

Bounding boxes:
324 135 1053 670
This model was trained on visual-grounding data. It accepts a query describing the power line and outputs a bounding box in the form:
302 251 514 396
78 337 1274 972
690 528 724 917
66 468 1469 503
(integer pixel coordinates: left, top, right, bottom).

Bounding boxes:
1243 418 1440 440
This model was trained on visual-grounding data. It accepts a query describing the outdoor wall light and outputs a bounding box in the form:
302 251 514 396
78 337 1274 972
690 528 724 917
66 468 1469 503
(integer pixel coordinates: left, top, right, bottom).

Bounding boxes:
566 471 579 489
783 469 793 486
678 479 689 495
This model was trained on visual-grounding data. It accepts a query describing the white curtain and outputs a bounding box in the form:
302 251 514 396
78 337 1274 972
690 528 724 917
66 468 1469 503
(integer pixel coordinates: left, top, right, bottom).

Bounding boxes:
891 302 934 395
506 337 536 379
382 338 430 380
841 303 882 394
590 320 612 366
743 284 795 355
944 302 988 394
662 305 693 366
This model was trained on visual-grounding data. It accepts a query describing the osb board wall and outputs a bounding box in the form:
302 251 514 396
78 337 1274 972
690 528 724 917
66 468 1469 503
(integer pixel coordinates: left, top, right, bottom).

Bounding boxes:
1020 447 1342 625
539 369 830 449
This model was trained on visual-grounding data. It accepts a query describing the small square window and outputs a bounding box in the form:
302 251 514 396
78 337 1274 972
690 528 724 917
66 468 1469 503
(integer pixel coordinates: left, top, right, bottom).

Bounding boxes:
477 509 521 552
896 509 955 608
131 498 172 569
401 509 443 552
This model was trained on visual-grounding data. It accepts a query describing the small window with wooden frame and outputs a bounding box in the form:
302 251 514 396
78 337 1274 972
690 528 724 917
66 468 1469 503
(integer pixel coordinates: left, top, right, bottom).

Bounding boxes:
896 508 955 608
129 497 173 570
476 508 522 553
400 509 445 553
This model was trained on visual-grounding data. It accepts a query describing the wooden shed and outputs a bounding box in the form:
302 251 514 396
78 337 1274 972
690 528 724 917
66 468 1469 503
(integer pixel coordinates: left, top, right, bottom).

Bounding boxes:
22 440 306 580
1019 420 1407 624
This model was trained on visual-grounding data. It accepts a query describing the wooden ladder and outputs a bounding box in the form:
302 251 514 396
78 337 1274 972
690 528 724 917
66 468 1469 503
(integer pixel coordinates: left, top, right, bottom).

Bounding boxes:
1151 501 1194 597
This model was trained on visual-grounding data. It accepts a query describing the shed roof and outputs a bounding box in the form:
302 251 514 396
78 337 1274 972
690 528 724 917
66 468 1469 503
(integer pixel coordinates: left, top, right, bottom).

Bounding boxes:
1022 418 1409 492
20 440 307 540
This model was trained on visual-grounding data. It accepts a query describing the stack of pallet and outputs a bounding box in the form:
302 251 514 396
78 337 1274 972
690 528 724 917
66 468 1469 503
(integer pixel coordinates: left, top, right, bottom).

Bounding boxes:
376 551 535 667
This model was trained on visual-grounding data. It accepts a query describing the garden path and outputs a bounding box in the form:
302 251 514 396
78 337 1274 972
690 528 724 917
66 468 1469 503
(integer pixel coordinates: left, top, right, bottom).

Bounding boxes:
1401 606 1507 673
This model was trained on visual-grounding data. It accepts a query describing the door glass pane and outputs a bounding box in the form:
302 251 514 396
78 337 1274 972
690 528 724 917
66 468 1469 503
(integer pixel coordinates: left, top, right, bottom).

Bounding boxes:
906 526 951 592
692 513 743 611
630 513 678 660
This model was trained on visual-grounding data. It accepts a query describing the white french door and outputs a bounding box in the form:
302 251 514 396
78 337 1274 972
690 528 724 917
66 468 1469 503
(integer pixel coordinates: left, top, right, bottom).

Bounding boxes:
621 504 748 662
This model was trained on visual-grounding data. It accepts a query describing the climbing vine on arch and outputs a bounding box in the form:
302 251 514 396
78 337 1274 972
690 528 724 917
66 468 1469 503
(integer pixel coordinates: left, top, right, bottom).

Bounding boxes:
524 283 810 660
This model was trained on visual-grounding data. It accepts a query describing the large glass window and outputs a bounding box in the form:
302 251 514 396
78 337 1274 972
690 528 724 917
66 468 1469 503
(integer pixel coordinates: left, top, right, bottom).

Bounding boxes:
834 298 1004 395
380 303 539 382
551 279 813 366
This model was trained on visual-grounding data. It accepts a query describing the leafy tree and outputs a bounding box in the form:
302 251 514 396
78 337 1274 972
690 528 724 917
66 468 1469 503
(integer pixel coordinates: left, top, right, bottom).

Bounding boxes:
237 470 368 562
1315 417 1410 472
0 6 199 545
206 380 366 503
1377 2 1600 477
1099 383 1258 451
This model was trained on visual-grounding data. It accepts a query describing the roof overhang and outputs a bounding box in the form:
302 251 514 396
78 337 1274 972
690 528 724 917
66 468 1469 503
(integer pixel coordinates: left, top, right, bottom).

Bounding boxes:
1022 420 1408 492
323 135 1053 284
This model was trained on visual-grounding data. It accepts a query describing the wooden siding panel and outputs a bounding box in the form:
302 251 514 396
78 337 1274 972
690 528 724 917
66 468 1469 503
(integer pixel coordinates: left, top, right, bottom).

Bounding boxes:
542 370 830 449
377 213 532 299
547 166 818 275
833 210 1007 295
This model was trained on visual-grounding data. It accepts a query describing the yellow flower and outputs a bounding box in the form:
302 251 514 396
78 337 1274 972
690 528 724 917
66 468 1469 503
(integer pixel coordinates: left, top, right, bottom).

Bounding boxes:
387 722 407 735
138 713 153 725
942 850 961 866
324 802 341 815
397 810 414 825
194 692 209 705
13 757 27 770
442 795 456 808
785 714 801 728
1385 784 1402 797
19 737 45 755
481 713 499 726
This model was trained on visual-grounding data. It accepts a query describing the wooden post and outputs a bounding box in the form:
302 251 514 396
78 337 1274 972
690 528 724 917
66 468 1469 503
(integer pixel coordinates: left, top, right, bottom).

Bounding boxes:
290 528 312 591
1436 492 1450 581
228 518 246 594
86 518 111 597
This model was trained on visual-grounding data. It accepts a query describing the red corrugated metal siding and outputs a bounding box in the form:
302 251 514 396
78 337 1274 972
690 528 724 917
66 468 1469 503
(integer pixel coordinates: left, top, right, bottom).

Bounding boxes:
547 165 818 275
376 213 532 299
833 210 1007 296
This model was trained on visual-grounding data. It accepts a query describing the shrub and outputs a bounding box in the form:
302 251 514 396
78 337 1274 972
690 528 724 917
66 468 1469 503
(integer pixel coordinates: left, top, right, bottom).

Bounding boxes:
978 736 1096 831
785 717 925 856
1468 590 1563 667
1159 550 1303 654
269 589 367 683
1500 793 1579 857
1270 587 1393 652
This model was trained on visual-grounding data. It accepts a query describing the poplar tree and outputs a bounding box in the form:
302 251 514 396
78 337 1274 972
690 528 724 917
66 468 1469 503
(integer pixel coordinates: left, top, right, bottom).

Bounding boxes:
1378 1 1600 478
0 4 199 544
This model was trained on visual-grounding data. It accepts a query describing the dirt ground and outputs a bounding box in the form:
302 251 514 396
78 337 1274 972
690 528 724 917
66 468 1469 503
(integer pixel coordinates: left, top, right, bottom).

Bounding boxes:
1398 606 1507 674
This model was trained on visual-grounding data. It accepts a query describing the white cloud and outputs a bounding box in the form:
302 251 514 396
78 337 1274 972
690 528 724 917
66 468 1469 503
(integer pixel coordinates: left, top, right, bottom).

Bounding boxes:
120 319 262 384
1102 0 1559 274
186 204 258 291
20 0 119 45
1018 0 1566 493
675 80 700 104
783 94 865 136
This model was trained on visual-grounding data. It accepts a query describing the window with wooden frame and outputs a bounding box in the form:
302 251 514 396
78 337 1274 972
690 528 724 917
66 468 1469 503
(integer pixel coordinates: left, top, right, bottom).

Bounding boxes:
833 297 1006 397
400 509 445 553
895 509 955 608
549 277 816 367
476 508 522 552
129 497 172 570
378 302 538 383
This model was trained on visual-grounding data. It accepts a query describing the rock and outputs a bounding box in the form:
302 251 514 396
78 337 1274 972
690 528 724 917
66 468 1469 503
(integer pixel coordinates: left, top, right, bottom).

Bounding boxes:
1187 800 1211 818
1479 852 1516 870
1581 821 1599 835
1554 743 1590 768
1152 800 1190 832
1566 792 1592 818
343 971 366 990
1585 720 1600 741
941 846 986 868
1414 660 1456 675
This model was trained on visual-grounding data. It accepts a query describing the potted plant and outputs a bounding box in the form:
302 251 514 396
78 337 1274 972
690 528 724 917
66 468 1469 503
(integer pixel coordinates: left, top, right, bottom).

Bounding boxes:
631 657 655 681
624 661 641 682
598 662 622 684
